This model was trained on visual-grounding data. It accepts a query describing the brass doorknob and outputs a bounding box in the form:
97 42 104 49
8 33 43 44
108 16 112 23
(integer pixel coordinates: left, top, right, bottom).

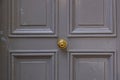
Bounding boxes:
57 39 67 49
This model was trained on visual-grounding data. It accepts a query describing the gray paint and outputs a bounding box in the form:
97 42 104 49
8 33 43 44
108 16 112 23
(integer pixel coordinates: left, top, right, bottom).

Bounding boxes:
0 0 120 80
11 52 57 80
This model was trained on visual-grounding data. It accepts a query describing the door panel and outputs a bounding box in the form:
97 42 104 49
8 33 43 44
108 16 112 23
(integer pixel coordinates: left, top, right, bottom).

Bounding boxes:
69 0 116 36
6 0 58 80
68 0 117 79
11 52 57 80
9 0 58 37
69 52 115 80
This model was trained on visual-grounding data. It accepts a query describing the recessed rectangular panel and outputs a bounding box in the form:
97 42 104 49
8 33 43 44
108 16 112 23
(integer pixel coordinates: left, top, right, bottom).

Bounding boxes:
10 0 58 37
20 60 48 80
70 53 114 80
77 0 104 25
69 0 116 37
20 0 47 25
75 60 105 80
11 52 56 80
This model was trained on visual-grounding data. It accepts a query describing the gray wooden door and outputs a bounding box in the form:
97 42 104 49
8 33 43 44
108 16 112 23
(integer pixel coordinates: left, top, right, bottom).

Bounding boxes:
1 0 119 80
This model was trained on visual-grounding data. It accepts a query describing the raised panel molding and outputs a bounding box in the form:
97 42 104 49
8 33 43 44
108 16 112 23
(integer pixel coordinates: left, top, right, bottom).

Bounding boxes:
69 51 116 80
69 0 116 37
10 51 57 80
9 0 58 37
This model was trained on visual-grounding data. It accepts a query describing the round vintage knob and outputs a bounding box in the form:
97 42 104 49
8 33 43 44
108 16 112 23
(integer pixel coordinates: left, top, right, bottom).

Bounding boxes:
57 39 67 49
